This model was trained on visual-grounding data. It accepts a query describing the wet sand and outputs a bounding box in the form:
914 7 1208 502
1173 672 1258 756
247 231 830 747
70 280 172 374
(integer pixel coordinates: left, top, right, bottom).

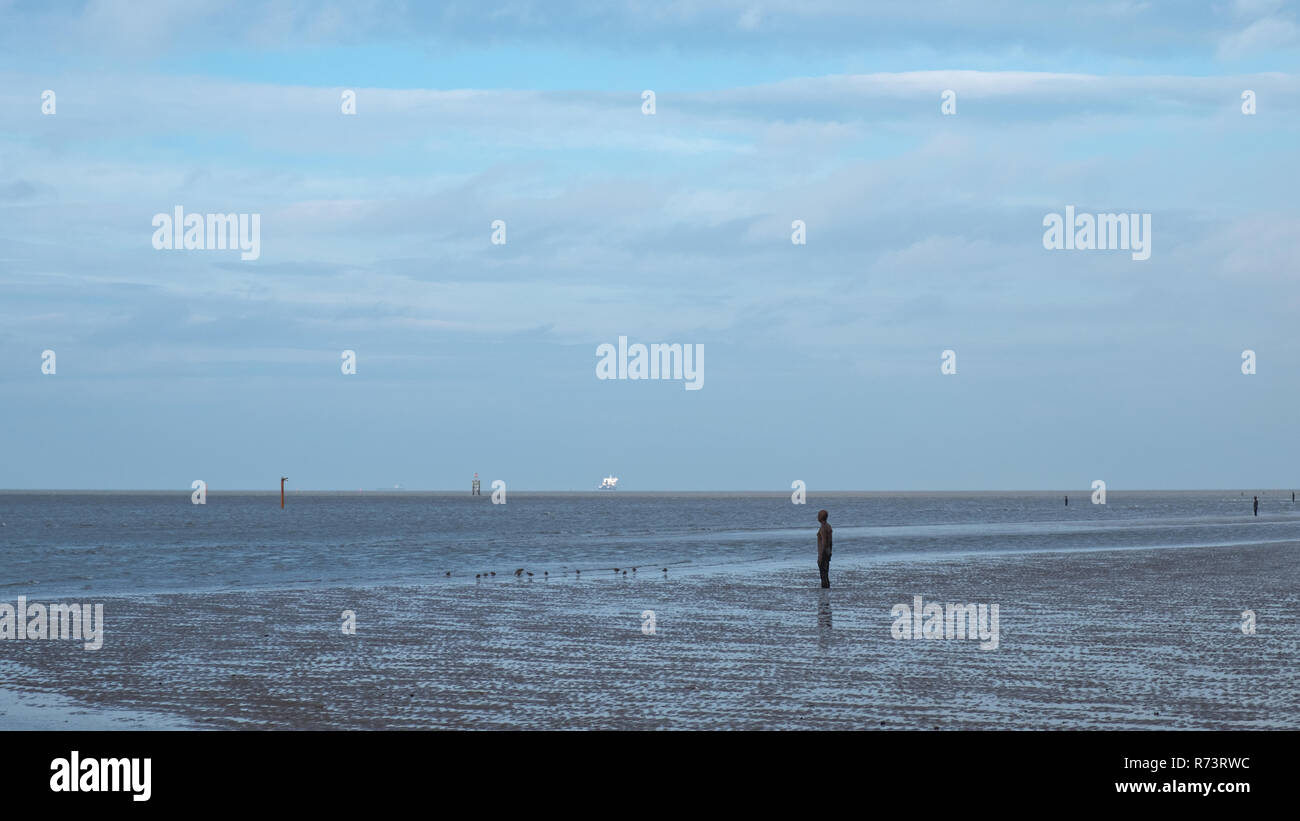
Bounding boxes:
0 661 194 730
3 541 1297 730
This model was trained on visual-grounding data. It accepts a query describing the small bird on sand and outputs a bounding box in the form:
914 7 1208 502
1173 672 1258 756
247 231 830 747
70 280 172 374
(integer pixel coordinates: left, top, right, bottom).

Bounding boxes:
543 571 548 577
476 574 481 579
632 567 637 573
527 572 534 578
662 568 667 573
613 568 620 573
445 571 451 576
622 570 627 576
515 568 524 577
575 569 581 575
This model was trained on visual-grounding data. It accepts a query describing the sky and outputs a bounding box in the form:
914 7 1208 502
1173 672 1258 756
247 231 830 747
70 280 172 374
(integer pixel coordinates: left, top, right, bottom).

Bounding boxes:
0 0 1297 491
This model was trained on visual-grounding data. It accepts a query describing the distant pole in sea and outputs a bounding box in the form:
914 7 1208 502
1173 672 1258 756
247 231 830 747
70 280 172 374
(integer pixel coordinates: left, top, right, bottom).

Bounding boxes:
280 476 288 509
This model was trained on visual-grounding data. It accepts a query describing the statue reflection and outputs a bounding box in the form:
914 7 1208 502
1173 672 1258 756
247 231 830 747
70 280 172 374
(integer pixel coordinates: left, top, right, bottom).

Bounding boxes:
817 589 832 646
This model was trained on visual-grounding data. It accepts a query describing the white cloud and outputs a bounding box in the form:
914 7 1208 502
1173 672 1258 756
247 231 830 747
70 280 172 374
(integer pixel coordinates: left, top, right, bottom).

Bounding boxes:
1219 14 1300 58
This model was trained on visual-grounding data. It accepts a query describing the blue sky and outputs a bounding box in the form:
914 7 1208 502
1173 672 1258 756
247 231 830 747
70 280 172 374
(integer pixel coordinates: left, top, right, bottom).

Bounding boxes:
1 0 1298 490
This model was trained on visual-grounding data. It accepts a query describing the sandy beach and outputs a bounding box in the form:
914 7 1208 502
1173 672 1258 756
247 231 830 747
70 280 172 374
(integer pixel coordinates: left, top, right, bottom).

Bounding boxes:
3 539 1296 730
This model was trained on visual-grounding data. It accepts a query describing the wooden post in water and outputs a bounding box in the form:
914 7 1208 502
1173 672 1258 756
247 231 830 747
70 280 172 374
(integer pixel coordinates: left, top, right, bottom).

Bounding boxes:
280 476 288 508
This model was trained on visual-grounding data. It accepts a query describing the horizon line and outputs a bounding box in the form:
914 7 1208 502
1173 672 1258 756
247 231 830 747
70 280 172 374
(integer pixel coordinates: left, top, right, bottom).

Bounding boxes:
0 488 1294 494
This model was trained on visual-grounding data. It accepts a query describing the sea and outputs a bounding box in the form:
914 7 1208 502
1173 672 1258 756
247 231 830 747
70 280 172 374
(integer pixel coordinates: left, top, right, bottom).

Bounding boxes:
3 490 1297 600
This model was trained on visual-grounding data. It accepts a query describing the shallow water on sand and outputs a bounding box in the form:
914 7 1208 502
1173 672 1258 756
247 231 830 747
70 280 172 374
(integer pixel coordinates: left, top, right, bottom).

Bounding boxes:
3 492 1296 729
2 542 1296 730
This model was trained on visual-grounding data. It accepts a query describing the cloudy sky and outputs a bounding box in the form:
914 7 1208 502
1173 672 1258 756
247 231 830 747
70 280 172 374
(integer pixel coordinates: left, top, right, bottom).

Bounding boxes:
1 0 1297 490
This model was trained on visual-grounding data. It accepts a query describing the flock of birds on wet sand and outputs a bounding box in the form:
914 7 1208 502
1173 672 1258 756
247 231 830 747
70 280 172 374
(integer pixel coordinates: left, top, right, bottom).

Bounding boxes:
442 567 670 580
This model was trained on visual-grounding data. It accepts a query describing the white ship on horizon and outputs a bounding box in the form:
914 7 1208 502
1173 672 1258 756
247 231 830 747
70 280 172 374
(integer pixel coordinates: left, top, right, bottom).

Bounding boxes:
599 475 619 490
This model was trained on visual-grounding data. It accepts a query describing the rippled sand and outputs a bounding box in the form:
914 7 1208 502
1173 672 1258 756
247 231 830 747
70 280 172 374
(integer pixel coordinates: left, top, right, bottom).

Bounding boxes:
3 542 1297 729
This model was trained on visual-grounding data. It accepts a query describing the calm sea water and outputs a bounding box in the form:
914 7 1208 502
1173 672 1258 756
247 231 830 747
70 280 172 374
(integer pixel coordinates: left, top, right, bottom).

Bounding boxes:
2 491 1297 599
